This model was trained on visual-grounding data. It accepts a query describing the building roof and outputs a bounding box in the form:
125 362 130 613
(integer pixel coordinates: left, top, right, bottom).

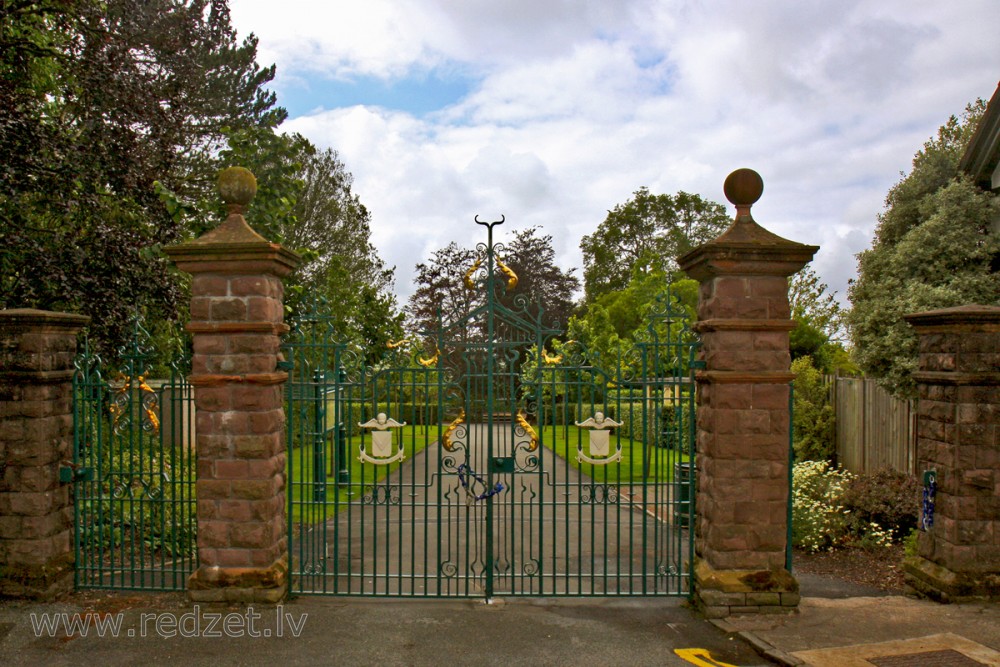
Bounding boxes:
959 81 1000 190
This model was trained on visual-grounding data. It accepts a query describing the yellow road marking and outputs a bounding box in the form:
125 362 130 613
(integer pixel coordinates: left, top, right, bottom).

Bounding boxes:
674 648 739 667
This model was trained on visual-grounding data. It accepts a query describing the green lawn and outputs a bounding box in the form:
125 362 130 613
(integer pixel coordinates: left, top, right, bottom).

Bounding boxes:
538 425 689 484
287 424 434 524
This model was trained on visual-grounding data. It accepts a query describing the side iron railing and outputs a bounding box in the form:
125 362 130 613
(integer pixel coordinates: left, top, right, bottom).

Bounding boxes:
71 319 197 591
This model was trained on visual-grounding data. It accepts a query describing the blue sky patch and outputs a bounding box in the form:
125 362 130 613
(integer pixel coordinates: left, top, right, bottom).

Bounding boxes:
277 70 479 119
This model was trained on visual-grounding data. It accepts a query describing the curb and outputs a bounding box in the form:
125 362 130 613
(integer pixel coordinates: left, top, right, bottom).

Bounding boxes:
709 619 805 666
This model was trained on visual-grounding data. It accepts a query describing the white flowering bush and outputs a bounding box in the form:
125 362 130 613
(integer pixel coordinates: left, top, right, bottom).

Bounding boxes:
793 461 915 552
791 460 853 552
854 521 894 549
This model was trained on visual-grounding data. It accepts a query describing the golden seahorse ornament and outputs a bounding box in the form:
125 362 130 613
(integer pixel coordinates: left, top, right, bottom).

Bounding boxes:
386 338 410 349
417 345 440 368
541 349 562 365
516 410 538 452
463 258 482 290
441 409 465 451
495 257 518 290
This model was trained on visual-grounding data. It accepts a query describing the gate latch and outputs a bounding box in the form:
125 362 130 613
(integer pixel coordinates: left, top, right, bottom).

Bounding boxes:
489 457 515 474
59 462 93 483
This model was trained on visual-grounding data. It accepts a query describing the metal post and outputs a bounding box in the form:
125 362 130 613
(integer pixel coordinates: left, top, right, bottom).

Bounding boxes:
313 371 325 502
337 368 350 485
484 220 495 601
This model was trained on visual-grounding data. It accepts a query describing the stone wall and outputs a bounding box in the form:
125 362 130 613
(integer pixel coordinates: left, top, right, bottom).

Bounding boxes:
0 309 88 598
904 304 1000 602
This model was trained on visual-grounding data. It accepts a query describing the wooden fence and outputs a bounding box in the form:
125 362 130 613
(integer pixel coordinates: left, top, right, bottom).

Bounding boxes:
828 376 917 474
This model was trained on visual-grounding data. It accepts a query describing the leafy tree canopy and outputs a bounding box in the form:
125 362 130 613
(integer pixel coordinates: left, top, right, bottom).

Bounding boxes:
580 187 730 303
789 265 856 374
848 100 1000 395
566 270 698 373
1 0 400 365
1 0 281 353
158 123 402 363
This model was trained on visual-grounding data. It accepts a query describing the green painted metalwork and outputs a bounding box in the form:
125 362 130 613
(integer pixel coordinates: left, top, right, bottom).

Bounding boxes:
284 218 699 598
71 319 197 591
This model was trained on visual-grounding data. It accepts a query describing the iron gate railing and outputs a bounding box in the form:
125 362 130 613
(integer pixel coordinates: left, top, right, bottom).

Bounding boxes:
71 319 197 590
284 218 699 599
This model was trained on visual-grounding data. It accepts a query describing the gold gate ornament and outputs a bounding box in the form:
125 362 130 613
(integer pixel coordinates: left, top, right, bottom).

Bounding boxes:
358 413 407 465
574 412 623 465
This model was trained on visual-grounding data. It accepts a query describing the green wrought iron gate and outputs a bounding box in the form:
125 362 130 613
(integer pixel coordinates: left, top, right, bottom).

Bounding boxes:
71 320 197 591
284 218 699 598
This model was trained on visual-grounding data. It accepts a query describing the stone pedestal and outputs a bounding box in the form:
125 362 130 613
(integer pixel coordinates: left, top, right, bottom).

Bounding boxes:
0 309 89 598
678 169 817 617
903 305 1000 602
165 168 299 603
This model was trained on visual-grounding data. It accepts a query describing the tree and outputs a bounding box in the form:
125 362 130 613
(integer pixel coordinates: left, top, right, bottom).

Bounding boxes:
790 266 843 340
848 101 1000 395
788 265 855 374
499 227 580 329
288 145 402 362
406 241 479 336
406 228 579 336
0 0 282 354
580 188 730 302
161 125 403 362
566 272 698 372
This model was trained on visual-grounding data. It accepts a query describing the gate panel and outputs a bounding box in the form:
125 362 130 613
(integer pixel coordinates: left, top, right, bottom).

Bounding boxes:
285 219 698 598
72 321 197 591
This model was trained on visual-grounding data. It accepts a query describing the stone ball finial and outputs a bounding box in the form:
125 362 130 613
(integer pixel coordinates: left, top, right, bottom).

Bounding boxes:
218 167 257 208
723 168 763 208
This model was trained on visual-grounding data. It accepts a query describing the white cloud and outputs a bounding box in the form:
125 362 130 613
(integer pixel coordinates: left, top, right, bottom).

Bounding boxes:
232 0 1000 312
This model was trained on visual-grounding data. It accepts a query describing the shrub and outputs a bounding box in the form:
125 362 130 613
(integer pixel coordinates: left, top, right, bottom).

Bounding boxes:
791 356 835 461
792 459 853 551
903 527 919 557
841 468 920 542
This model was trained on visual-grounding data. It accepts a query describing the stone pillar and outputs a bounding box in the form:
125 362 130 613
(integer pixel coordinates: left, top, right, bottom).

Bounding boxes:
165 168 299 603
903 305 1000 602
677 169 817 617
0 309 89 598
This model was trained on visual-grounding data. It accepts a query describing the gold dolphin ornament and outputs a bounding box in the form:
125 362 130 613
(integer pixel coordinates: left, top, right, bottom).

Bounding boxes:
441 409 465 451
542 349 562 365
418 344 440 367
463 258 482 290
516 410 538 452
386 338 411 349
496 257 518 290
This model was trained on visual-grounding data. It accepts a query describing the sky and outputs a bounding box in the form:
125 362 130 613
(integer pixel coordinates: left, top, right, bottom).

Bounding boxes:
229 0 1000 309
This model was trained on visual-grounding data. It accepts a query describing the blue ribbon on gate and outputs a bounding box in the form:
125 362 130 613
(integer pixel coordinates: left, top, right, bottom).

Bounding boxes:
457 463 504 502
921 470 936 531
